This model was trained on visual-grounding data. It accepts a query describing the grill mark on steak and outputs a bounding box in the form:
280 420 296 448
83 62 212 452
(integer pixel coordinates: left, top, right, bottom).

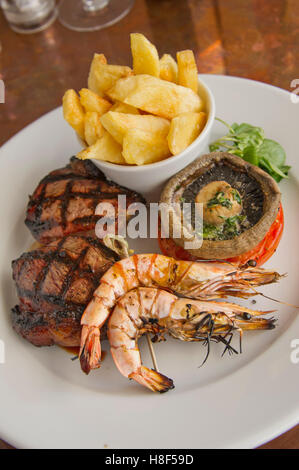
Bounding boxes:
61 180 74 229
12 233 119 347
25 156 145 244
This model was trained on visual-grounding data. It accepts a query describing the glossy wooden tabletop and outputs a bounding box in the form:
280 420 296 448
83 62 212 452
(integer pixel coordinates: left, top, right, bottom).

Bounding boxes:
0 0 298 449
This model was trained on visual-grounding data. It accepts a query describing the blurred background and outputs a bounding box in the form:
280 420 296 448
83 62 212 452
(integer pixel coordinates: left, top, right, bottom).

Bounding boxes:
0 0 298 449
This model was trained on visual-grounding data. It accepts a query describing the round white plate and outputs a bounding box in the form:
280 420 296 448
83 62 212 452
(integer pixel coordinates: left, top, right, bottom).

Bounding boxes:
0 76 298 449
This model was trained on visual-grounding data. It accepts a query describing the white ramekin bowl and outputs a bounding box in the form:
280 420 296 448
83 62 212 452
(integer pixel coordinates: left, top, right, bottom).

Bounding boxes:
84 76 215 201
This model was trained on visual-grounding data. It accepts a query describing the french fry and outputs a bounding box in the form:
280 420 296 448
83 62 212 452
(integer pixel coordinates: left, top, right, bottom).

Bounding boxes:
107 75 203 119
88 53 107 96
167 112 207 155
88 53 133 97
123 128 170 165
110 101 140 114
84 112 105 146
159 54 178 83
79 88 112 115
130 33 160 77
94 65 133 95
177 50 198 93
62 89 85 140
77 131 126 164
100 111 170 144
106 75 138 103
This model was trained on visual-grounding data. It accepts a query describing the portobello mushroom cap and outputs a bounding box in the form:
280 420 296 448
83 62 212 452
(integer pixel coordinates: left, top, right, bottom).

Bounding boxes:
160 152 281 259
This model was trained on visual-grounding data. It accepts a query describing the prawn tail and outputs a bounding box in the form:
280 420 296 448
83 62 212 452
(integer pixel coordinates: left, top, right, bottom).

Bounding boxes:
79 325 102 374
130 366 175 393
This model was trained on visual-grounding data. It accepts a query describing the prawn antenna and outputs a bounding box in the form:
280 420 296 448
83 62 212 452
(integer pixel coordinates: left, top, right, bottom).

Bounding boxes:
243 280 299 309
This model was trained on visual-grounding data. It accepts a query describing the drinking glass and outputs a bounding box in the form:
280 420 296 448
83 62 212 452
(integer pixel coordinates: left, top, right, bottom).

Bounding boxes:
58 0 135 32
1 0 57 34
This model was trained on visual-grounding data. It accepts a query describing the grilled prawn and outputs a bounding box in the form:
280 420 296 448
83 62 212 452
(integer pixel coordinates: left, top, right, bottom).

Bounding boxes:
79 254 281 374
108 287 275 392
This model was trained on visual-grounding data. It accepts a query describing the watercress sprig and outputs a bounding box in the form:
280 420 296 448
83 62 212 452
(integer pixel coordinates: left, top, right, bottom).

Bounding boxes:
210 118 290 183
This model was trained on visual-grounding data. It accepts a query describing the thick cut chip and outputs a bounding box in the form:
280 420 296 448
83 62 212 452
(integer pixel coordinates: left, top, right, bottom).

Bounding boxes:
159 54 178 83
123 128 170 165
77 131 125 164
100 111 170 144
107 75 203 119
84 112 105 146
106 74 138 103
79 88 112 115
177 50 198 93
62 89 85 139
167 112 207 155
88 53 107 96
110 102 140 114
130 33 160 77
93 64 133 95
88 53 133 96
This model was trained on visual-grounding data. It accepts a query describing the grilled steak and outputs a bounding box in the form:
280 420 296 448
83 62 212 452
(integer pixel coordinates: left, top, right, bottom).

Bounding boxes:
12 233 119 347
25 156 145 244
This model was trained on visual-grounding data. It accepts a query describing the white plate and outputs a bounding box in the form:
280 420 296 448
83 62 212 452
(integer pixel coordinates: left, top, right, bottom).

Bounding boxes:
0 76 298 449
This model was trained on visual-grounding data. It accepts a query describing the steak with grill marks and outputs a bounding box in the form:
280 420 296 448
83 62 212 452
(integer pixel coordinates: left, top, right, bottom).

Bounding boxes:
25 156 145 244
12 233 119 347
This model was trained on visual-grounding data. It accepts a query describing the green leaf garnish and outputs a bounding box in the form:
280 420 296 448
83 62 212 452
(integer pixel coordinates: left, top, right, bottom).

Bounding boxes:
210 118 290 182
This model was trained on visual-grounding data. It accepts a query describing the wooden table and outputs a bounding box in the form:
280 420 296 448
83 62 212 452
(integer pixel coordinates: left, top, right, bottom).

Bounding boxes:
0 0 298 449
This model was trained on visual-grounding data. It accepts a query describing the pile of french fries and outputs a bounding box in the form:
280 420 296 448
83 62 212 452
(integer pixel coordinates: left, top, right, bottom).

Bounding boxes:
63 34 207 166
